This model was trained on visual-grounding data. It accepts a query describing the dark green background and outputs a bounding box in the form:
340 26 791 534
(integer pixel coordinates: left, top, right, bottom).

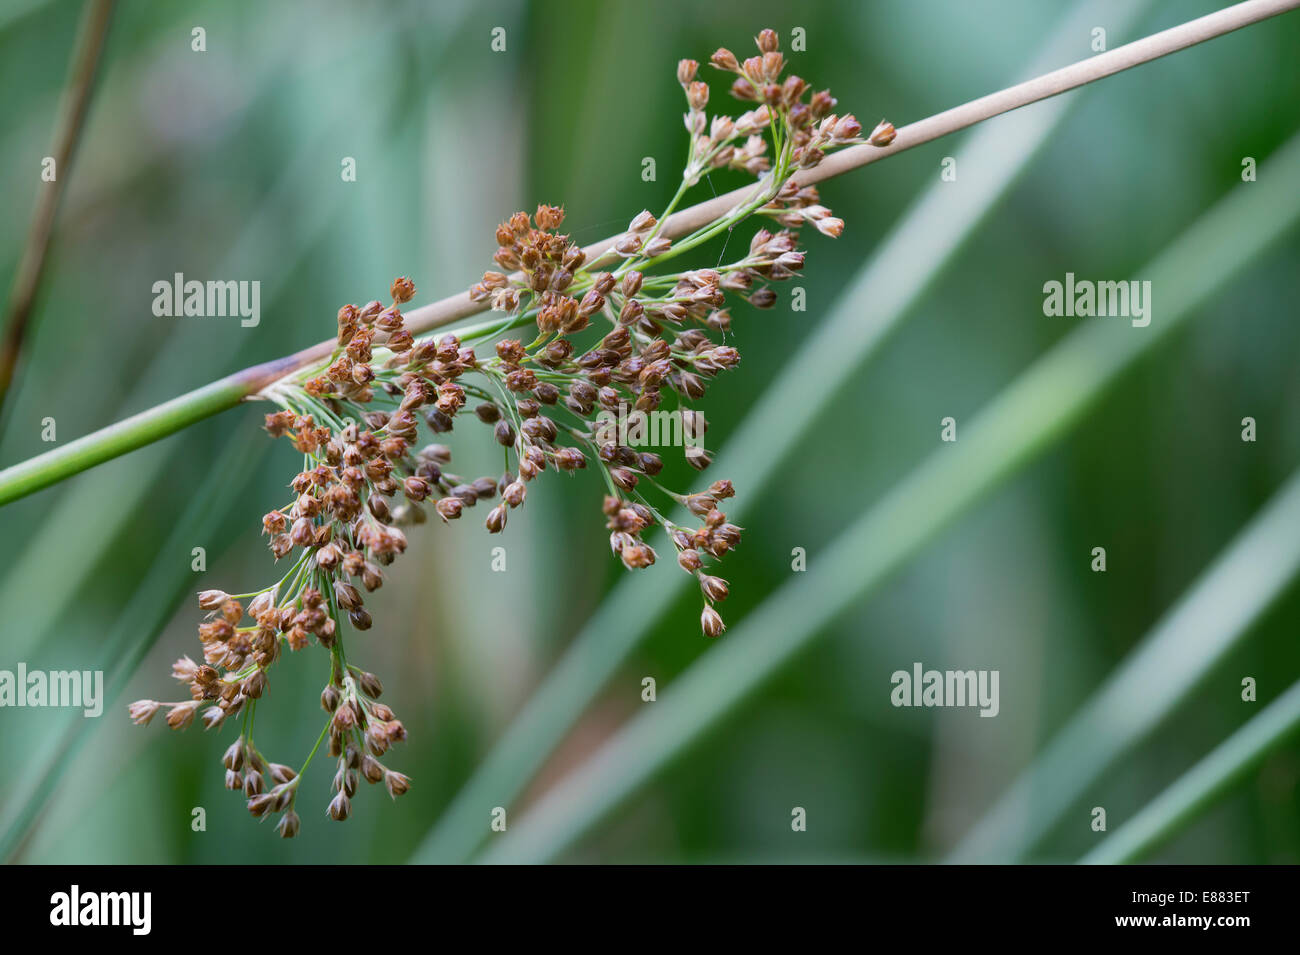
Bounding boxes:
0 0 1297 863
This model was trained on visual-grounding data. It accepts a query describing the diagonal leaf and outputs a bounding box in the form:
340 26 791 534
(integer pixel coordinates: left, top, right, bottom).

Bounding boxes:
0 427 268 861
476 130 1300 863
1081 678 1300 864
411 0 1158 863
951 467 1300 861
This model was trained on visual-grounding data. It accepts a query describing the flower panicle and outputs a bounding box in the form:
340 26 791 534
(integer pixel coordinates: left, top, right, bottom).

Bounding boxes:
130 26 883 833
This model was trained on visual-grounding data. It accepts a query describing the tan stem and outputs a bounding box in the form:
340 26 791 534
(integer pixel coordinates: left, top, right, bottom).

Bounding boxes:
3 0 1296 506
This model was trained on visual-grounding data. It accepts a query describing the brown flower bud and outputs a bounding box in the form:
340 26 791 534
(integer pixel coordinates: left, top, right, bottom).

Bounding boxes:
687 81 709 111
247 793 277 818
701 605 726 638
868 118 897 147
535 204 565 231
361 754 386 784
276 811 300 838
384 770 412 799
711 47 739 72
609 467 639 490
197 589 229 610
128 699 161 726
327 791 351 821
334 581 362 611
699 574 730 602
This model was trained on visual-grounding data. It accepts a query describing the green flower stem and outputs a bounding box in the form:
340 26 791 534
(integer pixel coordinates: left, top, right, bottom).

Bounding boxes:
0 373 251 506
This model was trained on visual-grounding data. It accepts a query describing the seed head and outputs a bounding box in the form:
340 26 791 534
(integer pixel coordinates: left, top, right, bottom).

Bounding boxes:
701 605 726 638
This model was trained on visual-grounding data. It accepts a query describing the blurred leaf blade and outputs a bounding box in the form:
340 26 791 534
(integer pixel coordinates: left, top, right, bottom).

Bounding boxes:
1081 677 1300 865
953 465 1300 861
412 0 1155 864
476 129 1300 863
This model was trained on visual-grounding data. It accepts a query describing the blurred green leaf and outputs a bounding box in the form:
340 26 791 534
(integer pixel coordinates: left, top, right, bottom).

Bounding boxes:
1082 677 1300 864
476 130 1300 862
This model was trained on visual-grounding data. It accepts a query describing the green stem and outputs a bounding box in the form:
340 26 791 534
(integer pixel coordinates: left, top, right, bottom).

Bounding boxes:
0 374 250 506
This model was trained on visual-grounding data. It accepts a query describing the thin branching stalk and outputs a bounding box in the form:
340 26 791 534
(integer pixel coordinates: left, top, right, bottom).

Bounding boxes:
0 0 115 417
2 0 1294 506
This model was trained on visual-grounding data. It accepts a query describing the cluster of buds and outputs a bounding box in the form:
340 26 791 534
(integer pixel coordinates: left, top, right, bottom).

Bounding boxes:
130 26 889 834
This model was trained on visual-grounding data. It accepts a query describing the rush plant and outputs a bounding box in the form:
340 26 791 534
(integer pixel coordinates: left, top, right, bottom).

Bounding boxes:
3 1 1295 859
125 29 896 835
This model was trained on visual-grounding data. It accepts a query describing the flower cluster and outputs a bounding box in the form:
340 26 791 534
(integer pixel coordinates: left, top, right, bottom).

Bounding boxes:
129 26 888 834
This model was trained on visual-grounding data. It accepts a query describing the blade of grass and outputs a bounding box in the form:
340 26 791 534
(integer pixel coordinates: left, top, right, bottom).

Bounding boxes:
5 0 1294 505
0 429 267 861
412 0 1156 864
1080 678 1300 864
476 131 1300 864
951 468 1300 862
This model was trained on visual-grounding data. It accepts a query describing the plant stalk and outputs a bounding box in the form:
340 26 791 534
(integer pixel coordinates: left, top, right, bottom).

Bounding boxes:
0 0 1294 507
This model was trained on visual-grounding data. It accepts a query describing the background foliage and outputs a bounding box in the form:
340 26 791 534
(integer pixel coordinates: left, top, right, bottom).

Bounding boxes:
1 0 1298 863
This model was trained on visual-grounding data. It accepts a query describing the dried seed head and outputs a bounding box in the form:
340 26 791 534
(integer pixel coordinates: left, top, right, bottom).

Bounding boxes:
699 574 730 602
198 590 229 611
535 204 565 231
276 811 300 838
384 770 411 799
687 81 709 111
247 793 277 818
701 605 726 638
362 754 385 783
868 118 897 147
327 791 351 821
711 47 739 71
128 700 160 726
